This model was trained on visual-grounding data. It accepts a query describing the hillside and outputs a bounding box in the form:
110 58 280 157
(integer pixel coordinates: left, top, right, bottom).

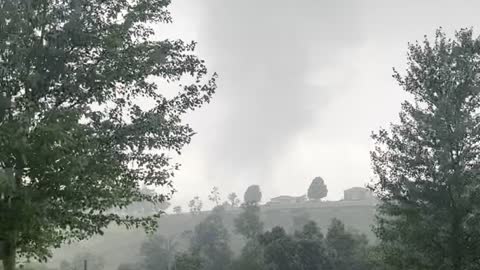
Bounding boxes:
48 199 376 270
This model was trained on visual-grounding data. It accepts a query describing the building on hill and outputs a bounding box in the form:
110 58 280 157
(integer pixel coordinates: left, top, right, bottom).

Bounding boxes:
266 195 307 205
343 187 373 201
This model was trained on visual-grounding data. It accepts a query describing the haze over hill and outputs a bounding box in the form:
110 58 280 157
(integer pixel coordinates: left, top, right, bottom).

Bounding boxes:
150 0 480 210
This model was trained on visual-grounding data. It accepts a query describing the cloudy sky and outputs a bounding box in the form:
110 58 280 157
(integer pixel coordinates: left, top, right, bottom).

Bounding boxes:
154 0 480 209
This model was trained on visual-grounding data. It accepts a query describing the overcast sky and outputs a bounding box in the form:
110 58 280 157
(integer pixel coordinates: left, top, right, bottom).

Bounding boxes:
153 0 480 210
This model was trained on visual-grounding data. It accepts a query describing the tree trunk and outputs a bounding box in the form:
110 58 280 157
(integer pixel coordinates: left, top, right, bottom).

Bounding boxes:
2 237 16 270
450 208 463 270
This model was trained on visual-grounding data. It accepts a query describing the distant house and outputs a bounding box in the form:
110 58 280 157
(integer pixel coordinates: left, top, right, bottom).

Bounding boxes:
267 195 307 205
343 187 373 201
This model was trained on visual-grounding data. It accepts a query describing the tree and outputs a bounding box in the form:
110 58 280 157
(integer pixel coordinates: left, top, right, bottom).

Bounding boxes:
307 177 328 200
0 0 216 268
370 28 480 270
140 234 177 270
173 206 182 215
294 221 330 270
326 219 369 270
259 222 330 270
244 185 262 205
175 253 203 270
189 206 232 270
232 204 265 270
234 204 264 240
188 196 203 215
227 192 241 208
231 240 266 270
208 187 221 206
259 227 298 270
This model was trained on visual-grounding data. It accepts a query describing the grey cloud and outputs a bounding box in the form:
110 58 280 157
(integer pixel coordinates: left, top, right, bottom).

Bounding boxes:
192 0 368 184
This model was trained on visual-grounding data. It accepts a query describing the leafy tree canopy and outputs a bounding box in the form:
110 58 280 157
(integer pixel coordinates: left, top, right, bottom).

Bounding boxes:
326 219 369 270
307 177 328 200
0 0 216 267
370 28 480 270
140 234 177 270
189 206 232 270
234 203 263 240
259 222 329 270
244 185 262 205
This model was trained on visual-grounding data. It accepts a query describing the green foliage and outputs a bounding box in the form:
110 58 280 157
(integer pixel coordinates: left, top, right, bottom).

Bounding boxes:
231 240 266 270
232 203 265 270
258 220 369 270
294 222 330 270
370 28 480 270
307 177 328 200
326 219 369 270
244 185 262 204
0 0 216 264
175 253 202 270
189 206 232 270
259 227 299 270
234 204 264 240
188 196 203 215
259 223 330 270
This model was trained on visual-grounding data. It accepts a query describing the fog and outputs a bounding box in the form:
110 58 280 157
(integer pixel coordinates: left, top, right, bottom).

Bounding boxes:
161 0 480 208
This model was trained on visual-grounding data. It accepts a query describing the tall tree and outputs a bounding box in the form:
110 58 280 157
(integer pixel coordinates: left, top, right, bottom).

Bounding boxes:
234 203 264 240
232 203 265 270
189 206 232 270
326 219 369 270
294 221 330 270
244 185 262 205
259 227 299 270
307 177 328 200
370 28 480 270
231 240 266 270
0 0 216 268
259 222 330 270
140 234 177 270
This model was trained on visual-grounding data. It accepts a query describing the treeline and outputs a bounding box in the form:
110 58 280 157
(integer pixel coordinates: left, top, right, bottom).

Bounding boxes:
117 203 374 270
175 176 329 216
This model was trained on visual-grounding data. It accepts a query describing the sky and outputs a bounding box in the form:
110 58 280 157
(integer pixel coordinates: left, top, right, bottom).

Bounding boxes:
152 0 480 210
